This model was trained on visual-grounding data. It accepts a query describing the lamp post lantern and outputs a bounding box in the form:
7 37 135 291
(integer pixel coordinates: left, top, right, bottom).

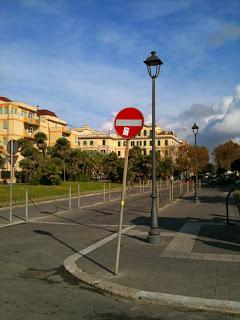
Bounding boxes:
192 123 199 203
144 51 163 244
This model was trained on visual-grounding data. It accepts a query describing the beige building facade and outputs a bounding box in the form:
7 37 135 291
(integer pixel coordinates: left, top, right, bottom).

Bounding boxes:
74 124 183 159
0 97 78 153
0 96 183 177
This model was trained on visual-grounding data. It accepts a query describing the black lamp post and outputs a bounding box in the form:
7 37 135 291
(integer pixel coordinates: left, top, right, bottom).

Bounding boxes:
192 123 199 203
211 152 214 174
144 51 163 244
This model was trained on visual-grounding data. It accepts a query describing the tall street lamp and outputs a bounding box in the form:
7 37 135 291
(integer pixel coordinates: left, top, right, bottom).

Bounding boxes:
192 123 199 203
211 152 214 174
144 51 163 244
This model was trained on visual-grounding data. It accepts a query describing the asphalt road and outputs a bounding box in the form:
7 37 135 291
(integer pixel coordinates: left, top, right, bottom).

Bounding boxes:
0 188 236 320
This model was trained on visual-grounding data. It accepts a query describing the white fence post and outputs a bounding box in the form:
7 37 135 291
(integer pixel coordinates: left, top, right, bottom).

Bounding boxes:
103 183 106 202
77 183 80 209
108 182 111 201
25 189 28 221
69 186 72 211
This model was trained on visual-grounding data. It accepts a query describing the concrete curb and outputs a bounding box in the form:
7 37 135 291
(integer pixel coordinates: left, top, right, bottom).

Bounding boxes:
63 228 240 316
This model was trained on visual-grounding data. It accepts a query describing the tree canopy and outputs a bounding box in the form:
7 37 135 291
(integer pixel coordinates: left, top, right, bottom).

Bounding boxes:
215 140 240 170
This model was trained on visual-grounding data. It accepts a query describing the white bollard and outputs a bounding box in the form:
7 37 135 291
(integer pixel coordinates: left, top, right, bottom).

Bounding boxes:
108 182 111 201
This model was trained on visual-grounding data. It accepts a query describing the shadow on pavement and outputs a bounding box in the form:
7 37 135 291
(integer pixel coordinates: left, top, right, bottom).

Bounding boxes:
33 229 115 275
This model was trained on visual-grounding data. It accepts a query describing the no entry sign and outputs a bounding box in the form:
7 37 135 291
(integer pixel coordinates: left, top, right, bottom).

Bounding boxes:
114 107 144 139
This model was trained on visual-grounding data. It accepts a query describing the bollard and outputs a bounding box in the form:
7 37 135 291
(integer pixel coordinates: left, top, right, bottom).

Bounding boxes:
139 179 141 193
157 183 160 212
108 182 111 201
171 180 174 202
103 183 106 202
77 183 80 209
25 189 28 221
187 180 189 195
169 179 172 203
143 181 145 192
69 186 72 211
179 180 182 198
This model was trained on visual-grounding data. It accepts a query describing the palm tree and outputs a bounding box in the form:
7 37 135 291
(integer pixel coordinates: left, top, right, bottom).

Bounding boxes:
34 131 47 157
51 137 71 160
0 152 6 169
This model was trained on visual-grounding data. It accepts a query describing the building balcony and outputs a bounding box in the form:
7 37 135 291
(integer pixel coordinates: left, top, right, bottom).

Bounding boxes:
23 117 40 126
24 130 34 139
62 127 71 136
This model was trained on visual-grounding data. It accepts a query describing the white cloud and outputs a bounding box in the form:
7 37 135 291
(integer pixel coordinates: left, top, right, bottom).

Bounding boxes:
160 84 240 149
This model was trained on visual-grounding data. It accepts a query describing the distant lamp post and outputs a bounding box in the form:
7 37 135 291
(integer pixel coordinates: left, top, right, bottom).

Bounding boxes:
144 51 163 244
192 123 199 203
211 152 214 174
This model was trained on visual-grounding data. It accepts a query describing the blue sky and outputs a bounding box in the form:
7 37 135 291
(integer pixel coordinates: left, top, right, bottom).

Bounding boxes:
0 0 240 149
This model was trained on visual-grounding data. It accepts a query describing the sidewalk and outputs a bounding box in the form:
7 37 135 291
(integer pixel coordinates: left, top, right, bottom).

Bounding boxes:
64 187 240 315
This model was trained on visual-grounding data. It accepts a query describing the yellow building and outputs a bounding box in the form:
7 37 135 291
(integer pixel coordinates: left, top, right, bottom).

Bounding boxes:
0 96 183 178
0 97 75 151
74 124 183 158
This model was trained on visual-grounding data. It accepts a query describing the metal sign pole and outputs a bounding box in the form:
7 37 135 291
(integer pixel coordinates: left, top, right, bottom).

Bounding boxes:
9 139 13 222
114 140 130 275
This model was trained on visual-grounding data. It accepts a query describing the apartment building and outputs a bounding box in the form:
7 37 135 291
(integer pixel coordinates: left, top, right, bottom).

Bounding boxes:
0 96 183 170
0 97 78 152
74 124 183 158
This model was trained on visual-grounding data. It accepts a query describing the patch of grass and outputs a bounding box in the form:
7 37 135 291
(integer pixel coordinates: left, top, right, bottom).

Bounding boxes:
234 190 240 202
0 181 121 208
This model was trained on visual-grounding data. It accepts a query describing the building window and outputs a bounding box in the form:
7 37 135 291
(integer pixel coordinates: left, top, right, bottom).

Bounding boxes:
102 139 106 146
158 140 160 146
118 151 121 156
27 127 33 134
28 112 33 118
123 141 126 146
78 141 81 146
118 141 121 147
144 140 147 146
3 121 8 130
150 130 152 137
144 130 147 136
101 150 106 153
150 141 152 146
83 141 87 145
137 141 142 146
4 107 8 114
90 140 94 145
131 141 135 147
143 150 146 156
165 139 168 146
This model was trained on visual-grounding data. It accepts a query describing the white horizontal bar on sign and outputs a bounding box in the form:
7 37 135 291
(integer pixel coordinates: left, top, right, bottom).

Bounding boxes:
116 119 142 126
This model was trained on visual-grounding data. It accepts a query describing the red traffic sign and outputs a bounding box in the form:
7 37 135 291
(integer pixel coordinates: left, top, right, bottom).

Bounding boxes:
114 107 144 139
